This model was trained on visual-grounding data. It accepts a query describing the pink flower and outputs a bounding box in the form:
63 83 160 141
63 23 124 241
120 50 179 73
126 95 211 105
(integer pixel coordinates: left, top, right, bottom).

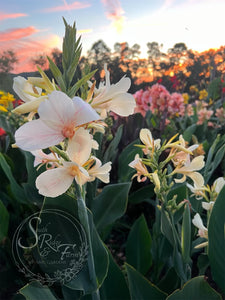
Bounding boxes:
197 108 213 125
15 91 100 151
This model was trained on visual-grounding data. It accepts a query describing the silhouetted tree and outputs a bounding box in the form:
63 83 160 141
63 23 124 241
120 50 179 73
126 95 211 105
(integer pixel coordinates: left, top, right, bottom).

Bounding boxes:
0 50 18 73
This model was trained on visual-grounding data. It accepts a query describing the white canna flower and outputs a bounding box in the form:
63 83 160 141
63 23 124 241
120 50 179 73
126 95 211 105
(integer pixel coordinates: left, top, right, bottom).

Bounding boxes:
212 177 225 195
15 91 100 151
173 155 205 187
139 128 161 155
129 154 149 182
89 64 136 118
192 213 208 240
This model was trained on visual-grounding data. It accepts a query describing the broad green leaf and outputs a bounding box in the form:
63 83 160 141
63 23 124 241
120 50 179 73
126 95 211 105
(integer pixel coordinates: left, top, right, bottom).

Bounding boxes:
0 199 9 241
126 215 152 275
128 184 155 204
183 124 197 143
103 125 123 164
91 182 131 233
118 139 142 183
47 56 66 92
20 281 57 300
166 276 222 300
0 153 27 204
181 204 191 264
126 264 167 300
99 249 130 300
43 194 109 294
208 185 225 295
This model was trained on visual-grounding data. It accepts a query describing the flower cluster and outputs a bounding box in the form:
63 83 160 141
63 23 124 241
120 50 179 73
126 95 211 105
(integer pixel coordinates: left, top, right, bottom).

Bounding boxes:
13 66 136 197
133 84 186 120
0 90 15 112
129 128 205 197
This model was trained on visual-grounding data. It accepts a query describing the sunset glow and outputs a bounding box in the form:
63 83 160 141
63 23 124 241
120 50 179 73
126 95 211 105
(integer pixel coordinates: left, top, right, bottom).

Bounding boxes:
0 0 224 73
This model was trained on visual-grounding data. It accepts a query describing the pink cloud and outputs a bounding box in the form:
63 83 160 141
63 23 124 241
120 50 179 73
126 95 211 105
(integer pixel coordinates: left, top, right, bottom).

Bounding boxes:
101 0 125 33
0 30 61 73
0 27 39 42
0 12 27 21
43 1 91 13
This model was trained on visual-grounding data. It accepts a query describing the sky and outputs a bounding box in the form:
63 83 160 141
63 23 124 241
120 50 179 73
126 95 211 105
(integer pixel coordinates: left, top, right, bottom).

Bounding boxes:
0 0 225 73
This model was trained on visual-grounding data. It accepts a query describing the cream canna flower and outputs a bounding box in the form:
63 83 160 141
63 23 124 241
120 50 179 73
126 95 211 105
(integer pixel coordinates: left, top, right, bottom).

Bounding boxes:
89 64 136 118
192 213 208 248
15 91 100 151
12 76 49 114
139 128 161 155
36 128 93 197
88 157 112 183
186 182 207 200
129 154 149 182
173 155 205 187
31 149 59 168
212 177 225 195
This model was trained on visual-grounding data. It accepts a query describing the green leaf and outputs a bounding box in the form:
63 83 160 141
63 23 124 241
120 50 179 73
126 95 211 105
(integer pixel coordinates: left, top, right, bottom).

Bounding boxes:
128 184 155 204
208 185 225 295
0 153 27 204
42 194 109 294
99 249 130 300
183 124 197 143
161 207 175 246
103 125 123 164
126 215 152 275
126 264 167 300
118 139 143 183
204 135 225 183
47 56 66 92
91 182 131 234
166 276 222 300
0 199 9 241
181 204 191 264
20 281 57 300
68 70 97 98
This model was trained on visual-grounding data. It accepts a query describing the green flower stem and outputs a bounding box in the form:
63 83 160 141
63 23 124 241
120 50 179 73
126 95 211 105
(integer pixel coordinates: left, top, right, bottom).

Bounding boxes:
74 180 100 300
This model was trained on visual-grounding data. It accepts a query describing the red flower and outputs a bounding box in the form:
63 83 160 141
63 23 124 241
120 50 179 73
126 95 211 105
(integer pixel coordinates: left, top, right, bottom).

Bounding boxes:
0 128 6 136
222 87 225 94
157 78 163 84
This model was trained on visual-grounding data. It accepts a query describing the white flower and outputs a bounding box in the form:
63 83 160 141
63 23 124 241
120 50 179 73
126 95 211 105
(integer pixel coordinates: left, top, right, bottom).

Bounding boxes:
202 201 214 211
90 64 136 118
129 154 148 182
88 157 112 183
12 76 48 114
173 155 205 187
212 177 225 195
15 91 100 151
139 128 161 155
192 213 208 239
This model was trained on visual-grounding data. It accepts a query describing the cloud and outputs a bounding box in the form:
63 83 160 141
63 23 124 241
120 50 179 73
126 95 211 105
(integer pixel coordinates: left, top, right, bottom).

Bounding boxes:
0 27 39 42
101 0 126 34
43 1 91 13
77 28 93 35
0 27 61 73
0 12 27 21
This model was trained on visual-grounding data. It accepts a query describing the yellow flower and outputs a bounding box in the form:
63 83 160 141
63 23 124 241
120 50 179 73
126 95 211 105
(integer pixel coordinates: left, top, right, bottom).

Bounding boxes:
199 89 208 100
0 91 15 112
182 93 189 104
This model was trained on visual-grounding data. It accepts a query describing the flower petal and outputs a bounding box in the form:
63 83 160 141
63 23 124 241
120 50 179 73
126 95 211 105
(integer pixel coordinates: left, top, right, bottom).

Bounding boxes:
72 96 100 124
109 93 136 116
140 128 153 147
38 91 76 130
188 171 204 187
192 213 207 231
15 119 64 151
36 167 73 197
67 128 92 165
12 96 47 114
